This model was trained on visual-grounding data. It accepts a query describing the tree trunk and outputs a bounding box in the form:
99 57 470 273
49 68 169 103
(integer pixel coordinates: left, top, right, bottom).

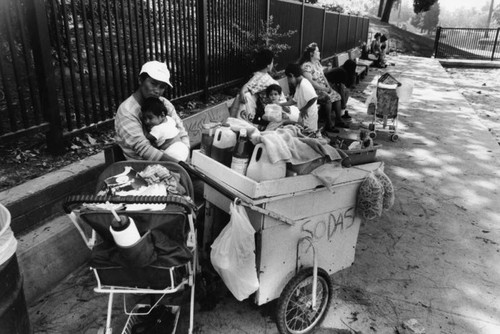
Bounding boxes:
378 0 385 17
381 0 395 23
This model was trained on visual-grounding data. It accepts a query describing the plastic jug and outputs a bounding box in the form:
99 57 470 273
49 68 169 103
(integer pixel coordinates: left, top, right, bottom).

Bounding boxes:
211 124 237 167
200 122 220 156
246 143 286 182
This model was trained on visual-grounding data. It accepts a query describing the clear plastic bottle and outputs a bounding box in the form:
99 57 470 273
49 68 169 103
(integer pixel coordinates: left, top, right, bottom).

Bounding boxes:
231 128 251 175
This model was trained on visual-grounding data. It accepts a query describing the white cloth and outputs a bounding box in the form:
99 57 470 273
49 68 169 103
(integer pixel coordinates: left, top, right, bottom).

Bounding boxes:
293 79 318 131
150 116 180 146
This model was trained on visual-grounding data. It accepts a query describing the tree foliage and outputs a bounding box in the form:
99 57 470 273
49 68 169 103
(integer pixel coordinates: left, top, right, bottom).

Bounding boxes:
422 2 440 33
413 0 438 14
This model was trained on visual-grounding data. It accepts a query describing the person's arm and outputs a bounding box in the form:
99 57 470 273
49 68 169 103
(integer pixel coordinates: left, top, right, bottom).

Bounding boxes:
163 98 191 148
115 103 165 161
299 97 317 119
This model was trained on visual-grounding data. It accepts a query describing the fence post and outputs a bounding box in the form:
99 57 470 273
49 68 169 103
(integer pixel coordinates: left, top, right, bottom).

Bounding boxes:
492 28 500 61
197 0 209 102
335 13 340 53
320 9 326 55
433 26 442 58
25 0 64 154
299 0 305 55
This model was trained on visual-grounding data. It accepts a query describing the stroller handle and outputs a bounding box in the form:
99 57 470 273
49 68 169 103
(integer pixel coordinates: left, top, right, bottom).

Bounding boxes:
63 194 197 214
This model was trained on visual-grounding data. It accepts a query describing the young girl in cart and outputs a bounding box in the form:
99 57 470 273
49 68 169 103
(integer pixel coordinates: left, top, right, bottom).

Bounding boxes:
141 97 190 162
262 84 299 131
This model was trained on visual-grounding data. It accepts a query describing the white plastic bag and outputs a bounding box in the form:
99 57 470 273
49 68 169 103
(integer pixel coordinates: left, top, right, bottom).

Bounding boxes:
210 201 259 301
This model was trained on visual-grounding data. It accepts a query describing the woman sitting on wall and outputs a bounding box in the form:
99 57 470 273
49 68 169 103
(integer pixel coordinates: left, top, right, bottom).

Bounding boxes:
299 42 348 133
229 49 280 127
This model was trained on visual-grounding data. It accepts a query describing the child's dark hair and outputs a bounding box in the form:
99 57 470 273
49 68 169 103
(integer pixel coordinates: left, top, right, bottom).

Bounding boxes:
381 44 387 50
265 84 282 97
142 97 167 116
285 63 302 78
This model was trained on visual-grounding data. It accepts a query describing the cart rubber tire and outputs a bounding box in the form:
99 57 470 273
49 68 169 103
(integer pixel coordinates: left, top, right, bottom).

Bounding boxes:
390 134 399 142
276 268 333 334
369 131 377 139
368 124 375 131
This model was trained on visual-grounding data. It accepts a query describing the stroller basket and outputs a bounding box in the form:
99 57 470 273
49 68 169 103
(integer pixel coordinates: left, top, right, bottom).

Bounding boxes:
63 161 198 334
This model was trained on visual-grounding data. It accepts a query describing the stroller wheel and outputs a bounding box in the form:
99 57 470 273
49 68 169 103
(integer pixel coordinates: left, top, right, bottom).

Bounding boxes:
369 131 377 139
368 123 375 131
390 134 399 142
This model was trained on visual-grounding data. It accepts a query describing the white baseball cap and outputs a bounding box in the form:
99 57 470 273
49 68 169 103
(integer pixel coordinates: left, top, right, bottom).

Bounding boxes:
140 61 172 87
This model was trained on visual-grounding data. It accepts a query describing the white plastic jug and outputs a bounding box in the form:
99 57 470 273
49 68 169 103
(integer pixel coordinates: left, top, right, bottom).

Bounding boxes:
246 143 286 182
211 125 237 167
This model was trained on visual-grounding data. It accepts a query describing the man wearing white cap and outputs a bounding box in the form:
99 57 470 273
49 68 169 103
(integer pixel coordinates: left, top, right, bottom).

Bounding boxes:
115 61 190 161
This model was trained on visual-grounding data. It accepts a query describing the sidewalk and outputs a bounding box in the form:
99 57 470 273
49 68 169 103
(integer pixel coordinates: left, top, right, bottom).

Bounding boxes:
28 55 500 334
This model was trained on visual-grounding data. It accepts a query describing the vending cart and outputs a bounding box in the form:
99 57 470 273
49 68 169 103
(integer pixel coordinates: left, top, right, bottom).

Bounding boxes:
190 150 383 334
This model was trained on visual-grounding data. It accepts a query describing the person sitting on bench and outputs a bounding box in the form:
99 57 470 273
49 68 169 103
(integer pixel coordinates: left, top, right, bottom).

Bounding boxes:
115 61 190 162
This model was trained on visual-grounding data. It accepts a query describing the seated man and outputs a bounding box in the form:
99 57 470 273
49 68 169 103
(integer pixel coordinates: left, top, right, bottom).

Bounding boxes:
115 61 190 162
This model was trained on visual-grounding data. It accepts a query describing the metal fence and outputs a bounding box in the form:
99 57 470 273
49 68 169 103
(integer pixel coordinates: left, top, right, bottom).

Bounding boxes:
272 0 369 69
433 27 500 60
0 0 368 153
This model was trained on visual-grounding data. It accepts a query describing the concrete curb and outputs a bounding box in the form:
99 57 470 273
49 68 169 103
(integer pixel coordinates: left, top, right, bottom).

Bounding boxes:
439 59 500 68
0 152 107 234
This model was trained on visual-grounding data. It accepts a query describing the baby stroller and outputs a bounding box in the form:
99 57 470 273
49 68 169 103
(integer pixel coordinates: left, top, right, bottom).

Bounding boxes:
367 73 401 142
63 161 198 334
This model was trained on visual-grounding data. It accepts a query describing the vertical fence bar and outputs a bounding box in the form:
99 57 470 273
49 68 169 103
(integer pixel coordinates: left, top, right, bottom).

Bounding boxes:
105 0 119 111
61 0 80 129
114 2 126 100
299 0 305 53
98 0 113 118
197 0 208 101
491 28 499 61
90 0 106 122
25 0 64 153
433 26 441 58
121 0 132 94
71 0 90 126
335 13 340 53
5 5 28 128
80 0 98 124
320 9 326 55
15 2 41 125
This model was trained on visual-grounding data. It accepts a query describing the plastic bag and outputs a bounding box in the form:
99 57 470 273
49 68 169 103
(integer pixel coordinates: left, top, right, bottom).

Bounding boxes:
365 89 377 115
210 202 259 301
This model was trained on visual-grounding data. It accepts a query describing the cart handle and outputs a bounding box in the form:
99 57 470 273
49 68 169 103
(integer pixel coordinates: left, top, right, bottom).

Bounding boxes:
63 194 197 214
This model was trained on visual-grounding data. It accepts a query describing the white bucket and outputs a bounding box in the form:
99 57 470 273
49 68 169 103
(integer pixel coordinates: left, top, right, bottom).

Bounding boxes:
0 204 17 266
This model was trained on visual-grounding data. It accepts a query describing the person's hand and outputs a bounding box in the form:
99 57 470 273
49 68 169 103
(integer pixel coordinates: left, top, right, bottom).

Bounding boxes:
300 109 308 119
281 106 290 113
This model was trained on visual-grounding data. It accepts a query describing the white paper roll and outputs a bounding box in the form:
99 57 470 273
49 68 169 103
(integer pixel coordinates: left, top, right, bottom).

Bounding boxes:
109 217 140 247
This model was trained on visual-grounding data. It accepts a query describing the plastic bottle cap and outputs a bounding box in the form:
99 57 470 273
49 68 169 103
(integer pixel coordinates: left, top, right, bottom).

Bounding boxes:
239 128 247 137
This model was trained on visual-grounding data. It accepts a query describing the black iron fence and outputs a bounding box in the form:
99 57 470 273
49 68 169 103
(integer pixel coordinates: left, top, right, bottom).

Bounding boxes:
433 27 500 60
272 0 369 68
0 0 368 153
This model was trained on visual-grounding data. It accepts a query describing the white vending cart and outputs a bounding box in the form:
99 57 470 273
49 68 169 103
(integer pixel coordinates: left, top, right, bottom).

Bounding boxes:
191 150 382 334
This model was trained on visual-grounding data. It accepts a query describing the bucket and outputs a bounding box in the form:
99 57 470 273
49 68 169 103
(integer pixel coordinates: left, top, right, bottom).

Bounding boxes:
246 143 286 182
0 204 31 334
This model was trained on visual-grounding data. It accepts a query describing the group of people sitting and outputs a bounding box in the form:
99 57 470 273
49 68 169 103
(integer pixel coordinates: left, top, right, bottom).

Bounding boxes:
369 32 389 68
229 45 357 134
115 43 358 163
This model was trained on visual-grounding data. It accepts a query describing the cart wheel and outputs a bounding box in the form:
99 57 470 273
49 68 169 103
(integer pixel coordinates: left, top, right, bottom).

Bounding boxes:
276 268 333 334
369 131 377 139
390 134 399 142
368 123 375 131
